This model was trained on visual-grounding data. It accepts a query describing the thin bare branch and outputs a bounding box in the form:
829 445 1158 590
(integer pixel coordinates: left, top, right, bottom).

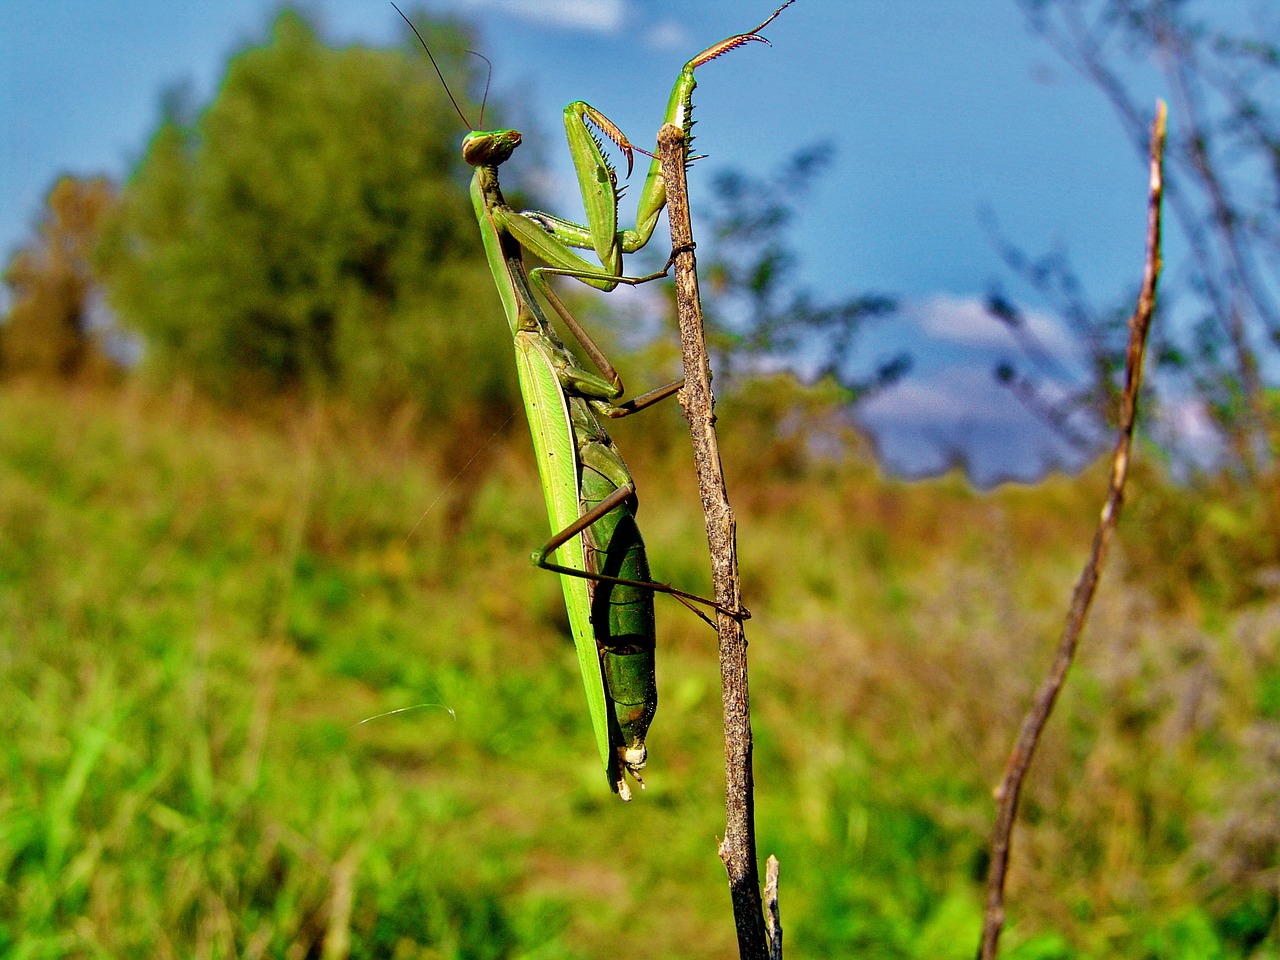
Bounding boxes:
978 100 1167 960
658 121 775 960
1020 0 1270 471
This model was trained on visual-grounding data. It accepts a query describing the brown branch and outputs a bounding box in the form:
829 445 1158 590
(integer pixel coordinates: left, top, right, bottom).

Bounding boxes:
658 122 774 960
978 100 1167 960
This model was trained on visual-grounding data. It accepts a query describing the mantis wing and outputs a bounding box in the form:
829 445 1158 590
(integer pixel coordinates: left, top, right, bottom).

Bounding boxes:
513 332 613 773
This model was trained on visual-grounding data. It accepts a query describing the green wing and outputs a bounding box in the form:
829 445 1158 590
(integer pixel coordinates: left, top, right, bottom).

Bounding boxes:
513 333 611 770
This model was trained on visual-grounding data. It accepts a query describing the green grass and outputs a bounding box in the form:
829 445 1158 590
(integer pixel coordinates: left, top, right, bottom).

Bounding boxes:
1 381 1277 958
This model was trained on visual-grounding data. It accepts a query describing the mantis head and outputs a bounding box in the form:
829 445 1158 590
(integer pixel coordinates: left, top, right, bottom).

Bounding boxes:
462 129 522 167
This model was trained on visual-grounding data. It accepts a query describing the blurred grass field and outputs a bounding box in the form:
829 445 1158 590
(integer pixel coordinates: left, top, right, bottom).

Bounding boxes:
2 380 1277 958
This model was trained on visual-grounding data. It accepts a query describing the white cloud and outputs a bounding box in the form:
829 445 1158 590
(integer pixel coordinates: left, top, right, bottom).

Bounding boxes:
645 20 689 51
1150 394 1224 470
855 364 1089 484
464 0 629 33
859 365 1016 426
909 292 1079 358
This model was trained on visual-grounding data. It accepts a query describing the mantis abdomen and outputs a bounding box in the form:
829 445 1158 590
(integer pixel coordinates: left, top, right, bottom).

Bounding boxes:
578 421 658 773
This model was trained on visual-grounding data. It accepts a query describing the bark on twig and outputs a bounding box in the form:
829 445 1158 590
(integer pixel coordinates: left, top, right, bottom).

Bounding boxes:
658 122 775 960
978 101 1167 959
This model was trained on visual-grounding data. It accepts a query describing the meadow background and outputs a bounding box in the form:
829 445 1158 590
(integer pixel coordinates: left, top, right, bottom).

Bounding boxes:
3 2 1280 958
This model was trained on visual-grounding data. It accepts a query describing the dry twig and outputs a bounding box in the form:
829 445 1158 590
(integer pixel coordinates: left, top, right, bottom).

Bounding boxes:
978 100 1167 959
764 855 783 960
658 122 776 960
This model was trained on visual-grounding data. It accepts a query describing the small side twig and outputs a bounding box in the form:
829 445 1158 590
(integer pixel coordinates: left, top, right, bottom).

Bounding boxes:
658 122 775 960
764 855 783 960
978 100 1167 960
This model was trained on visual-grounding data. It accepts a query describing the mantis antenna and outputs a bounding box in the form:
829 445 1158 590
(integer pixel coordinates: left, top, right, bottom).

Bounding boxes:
468 50 492 128
391 1 474 130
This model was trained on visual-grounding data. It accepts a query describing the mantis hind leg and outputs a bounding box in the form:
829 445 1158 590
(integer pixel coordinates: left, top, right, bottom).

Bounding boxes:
531 483 748 625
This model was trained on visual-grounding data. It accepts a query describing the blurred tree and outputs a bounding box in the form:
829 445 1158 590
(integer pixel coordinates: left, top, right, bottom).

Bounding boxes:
701 145 905 396
983 233 1132 455
682 146 906 471
1006 0 1280 475
98 7 516 425
2 176 119 380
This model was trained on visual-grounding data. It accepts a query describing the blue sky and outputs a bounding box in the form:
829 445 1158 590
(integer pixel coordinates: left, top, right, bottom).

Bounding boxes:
1 1 1191 482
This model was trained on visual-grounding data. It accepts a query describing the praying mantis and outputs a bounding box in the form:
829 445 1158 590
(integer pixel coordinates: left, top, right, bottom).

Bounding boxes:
395 2 791 799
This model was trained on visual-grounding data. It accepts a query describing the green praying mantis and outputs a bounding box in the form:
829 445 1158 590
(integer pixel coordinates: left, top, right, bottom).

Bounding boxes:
396 2 791 799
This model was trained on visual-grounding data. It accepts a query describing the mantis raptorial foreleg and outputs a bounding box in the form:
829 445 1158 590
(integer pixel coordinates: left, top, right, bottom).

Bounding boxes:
518 2 797 285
